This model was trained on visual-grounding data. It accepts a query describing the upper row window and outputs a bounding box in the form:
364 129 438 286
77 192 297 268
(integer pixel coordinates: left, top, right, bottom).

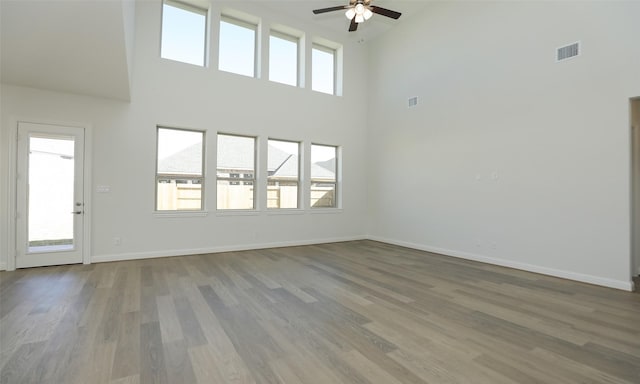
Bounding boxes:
160 1 338 95
219 17 256 78
311 45 335 95
269 31 299 87
161 0 207 66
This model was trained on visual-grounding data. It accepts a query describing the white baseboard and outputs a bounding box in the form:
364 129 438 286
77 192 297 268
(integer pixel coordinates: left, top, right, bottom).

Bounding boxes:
0 262 6 271
368 236 635 292
84 234 637 292
91 235 367 264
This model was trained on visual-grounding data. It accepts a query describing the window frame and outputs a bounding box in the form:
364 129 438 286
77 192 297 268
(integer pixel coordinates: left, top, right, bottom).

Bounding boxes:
310 143 339 209
311 43 337 95
155 126 206 212
218 15 259 78
216 133 257 210
267 139 301 209
160 0 209 67
269 30 300 87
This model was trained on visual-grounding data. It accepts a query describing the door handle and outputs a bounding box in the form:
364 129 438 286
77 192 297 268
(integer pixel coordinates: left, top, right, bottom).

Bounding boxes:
71 211 83 215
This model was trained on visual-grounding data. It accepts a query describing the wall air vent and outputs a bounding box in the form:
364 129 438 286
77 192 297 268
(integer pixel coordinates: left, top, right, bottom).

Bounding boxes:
557 42 580 62
408 96 418 108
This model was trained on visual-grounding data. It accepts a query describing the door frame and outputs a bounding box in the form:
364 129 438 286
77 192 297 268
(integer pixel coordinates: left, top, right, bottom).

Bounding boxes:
631 98 640 279
7 117 92 271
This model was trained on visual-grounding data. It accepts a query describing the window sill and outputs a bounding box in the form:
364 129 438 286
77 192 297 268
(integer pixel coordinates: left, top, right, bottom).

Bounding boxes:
154 211 209 218
216 210 261 217
266 209 305 216
309 208 343 214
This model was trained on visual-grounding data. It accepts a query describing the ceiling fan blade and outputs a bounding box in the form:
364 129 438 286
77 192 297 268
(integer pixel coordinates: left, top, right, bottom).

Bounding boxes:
348 17 358 32
370 6 401 19
313 5 348 14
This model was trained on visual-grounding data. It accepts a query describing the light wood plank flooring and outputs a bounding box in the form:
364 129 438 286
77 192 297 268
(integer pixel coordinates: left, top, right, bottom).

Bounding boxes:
1 240 639 383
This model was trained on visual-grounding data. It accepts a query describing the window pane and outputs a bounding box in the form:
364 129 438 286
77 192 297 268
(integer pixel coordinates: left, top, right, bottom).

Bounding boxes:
268 181 298 209
219 19 256 77
311 182 335 208
217 180 254 209
157 128 203 175
268 139 299 209
28 135 75 252
217 134 255 209
217 134 255 177
312 46 335 94
157 178 202 210
156 127 204 211
268 139 299 179
269 34 298 86
311 144 336 181
161 2 206 66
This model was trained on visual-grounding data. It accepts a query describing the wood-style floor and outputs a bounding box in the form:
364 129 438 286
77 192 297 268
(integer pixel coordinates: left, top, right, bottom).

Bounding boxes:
1 240 639 384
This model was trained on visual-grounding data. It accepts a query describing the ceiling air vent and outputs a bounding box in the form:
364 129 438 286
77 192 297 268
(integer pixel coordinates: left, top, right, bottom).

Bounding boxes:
408 96 418 108
557 42 580 62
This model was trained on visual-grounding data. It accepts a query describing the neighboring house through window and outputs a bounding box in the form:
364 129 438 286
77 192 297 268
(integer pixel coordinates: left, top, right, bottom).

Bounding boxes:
310 144 338 208
268 139 300 209
217 133 256 209
156 127 205 211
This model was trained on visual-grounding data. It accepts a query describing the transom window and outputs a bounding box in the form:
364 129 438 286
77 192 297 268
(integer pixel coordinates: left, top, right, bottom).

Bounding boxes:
156 127 205 211
268 139 300 209
269 31 299 87
312 44 336 95
219 16 257 77
310 144 338 208
161 0 207 66
217 134 256 209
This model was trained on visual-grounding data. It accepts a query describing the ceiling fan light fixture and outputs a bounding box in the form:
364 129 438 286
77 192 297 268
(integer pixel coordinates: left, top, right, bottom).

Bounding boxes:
345 8 356 19
312 0 401 32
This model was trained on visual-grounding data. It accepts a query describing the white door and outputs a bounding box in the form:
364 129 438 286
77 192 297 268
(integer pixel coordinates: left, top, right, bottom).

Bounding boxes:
16 122 85 268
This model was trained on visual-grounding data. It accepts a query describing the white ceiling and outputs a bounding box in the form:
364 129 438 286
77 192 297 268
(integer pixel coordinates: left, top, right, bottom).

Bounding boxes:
0 0 428 101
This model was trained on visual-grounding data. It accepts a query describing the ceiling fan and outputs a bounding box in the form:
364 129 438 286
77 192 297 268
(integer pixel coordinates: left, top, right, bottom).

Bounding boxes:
312 0 401 32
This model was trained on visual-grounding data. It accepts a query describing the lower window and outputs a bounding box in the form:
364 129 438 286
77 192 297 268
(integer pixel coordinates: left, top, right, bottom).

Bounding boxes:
156 127 205 211
217 134 256 210
310 144 338 208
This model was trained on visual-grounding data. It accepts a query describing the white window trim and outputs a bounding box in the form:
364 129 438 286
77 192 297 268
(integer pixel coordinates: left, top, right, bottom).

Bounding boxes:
269 31 300 87
311 43 339 96
216 133 257 211
161 0 209 67
310 143 340 209
155 126 206 212
154 211 209 218
267 138 301 210
219 15 259 78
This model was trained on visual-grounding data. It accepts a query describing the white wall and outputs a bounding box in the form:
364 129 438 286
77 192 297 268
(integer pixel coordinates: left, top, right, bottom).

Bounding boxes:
0 1 369 267
367 1 640 290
